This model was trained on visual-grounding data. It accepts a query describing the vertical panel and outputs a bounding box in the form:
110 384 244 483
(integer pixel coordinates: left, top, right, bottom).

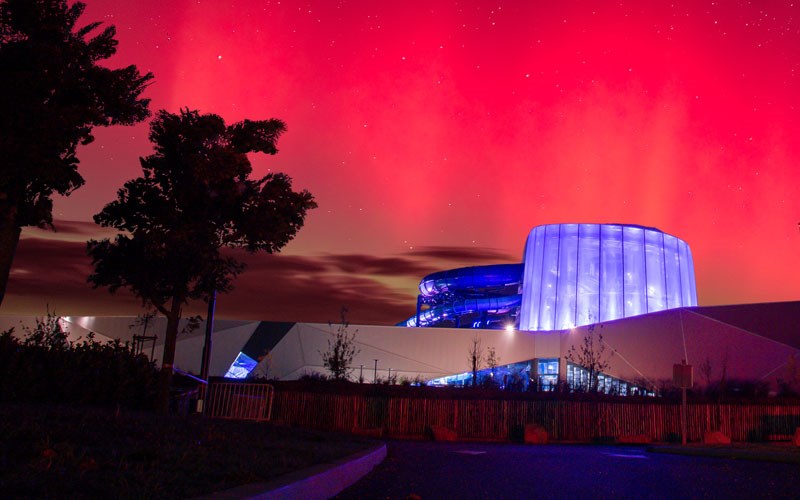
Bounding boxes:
678 240 692 306
685 245 698 305
623 226 646 316
599 225 623 322
521 223 697 330
576 224 600 326
663 234 681 309
539 225 561 330
644 229 667 312
556 224 578 329
520 226 545 330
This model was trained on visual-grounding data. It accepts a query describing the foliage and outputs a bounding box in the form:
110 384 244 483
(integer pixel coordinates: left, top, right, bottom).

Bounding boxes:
566 323 611 393
248 349 273 380
0 311 158 409
87 109 316 412
778 354 800 397
129 309 157 336
467 335 483 387
486 346 499 377
299 371 330 382
0 0 152 305
320 308 360 380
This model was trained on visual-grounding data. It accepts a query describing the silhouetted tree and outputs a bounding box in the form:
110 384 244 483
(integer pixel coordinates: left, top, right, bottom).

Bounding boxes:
0 0 152 306
87 109 316 413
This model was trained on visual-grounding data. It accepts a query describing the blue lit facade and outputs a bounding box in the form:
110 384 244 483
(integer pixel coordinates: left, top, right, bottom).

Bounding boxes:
519 223 697 331
403 223 697 331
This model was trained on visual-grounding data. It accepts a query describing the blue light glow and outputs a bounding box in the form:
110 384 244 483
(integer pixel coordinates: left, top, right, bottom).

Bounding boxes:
519 224 697 331
402 223 697 331
224 351 258 379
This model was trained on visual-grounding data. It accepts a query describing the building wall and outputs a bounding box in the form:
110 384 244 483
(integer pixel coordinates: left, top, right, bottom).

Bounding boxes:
519 224 697 331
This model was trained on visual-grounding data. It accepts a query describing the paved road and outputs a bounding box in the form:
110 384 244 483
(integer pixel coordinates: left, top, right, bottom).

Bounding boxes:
335 441 799 499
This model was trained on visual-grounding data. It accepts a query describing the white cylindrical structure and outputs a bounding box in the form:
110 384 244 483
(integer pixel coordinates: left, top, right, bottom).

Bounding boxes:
519 224 697 331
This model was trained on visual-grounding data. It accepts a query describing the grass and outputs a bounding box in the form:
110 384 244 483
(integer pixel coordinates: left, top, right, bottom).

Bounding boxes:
0 403 377 499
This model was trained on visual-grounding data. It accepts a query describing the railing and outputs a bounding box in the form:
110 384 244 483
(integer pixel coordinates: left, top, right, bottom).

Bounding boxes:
204 381 274 422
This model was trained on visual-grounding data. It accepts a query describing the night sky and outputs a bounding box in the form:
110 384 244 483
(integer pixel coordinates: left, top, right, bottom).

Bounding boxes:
5 0 800 325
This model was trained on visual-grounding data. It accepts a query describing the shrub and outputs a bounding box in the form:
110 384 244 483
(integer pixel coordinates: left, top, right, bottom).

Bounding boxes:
0 312 159 410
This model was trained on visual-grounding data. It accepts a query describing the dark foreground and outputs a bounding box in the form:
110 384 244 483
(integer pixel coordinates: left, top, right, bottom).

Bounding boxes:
0 404 375 499
336 441 800 499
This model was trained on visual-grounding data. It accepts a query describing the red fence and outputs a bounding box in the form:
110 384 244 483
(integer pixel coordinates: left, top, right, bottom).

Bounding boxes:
269 390 800 442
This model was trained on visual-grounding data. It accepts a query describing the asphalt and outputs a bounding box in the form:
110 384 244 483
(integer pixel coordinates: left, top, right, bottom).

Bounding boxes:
335 441 800 499
649 442 800 464
201 440 800 499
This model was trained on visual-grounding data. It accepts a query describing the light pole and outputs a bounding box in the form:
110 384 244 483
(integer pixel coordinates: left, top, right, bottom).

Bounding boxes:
373 359 379 383
673 360 693 446
198 289 217 413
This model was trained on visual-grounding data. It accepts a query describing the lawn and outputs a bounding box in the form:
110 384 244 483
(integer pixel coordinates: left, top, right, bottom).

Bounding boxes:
0 403 376 499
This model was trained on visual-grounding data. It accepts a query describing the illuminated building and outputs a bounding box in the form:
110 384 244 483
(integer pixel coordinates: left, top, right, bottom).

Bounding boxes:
403 223 697 331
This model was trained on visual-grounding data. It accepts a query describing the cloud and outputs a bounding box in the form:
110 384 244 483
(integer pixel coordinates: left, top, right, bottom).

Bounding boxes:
4 233 419 324
4 230 520 325
21 220 120 242
404 246 519 264
321 254 438 277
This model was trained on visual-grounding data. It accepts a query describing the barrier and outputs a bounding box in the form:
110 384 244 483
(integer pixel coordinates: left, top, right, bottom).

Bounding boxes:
205 381 274 422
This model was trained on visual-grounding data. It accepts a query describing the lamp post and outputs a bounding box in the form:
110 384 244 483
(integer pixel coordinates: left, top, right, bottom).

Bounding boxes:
198 289 217 413
673 360 693 446
373 359 379 383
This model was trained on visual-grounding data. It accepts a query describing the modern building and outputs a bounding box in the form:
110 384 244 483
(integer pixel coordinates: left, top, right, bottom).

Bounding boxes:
403 223 698 331
2 223 798 395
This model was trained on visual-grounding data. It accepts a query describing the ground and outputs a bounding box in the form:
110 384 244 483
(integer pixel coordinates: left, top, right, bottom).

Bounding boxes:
0 403 376 498
336 441 800 499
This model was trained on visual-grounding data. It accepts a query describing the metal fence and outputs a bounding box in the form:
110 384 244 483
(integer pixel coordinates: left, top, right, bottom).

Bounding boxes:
204 381 274 422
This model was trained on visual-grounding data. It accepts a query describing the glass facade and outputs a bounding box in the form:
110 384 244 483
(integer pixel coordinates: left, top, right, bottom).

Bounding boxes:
519 224 697 331
566 362 654 396
224 351 258 379
537 359 559 390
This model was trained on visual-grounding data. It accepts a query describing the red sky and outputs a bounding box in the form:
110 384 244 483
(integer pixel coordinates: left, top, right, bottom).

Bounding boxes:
5 0 800 324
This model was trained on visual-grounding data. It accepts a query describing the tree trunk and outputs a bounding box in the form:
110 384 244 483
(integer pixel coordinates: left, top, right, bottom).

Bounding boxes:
0 203 21 309
156 296 182 414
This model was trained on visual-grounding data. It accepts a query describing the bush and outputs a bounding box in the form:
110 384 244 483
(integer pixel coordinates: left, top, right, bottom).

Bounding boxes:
0 313 159 410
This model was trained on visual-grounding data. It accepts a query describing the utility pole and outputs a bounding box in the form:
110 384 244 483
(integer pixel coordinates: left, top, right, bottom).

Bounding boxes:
673 360 693 446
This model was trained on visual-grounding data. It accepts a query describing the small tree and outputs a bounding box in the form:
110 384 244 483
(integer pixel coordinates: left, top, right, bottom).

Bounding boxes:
485 345 499 386
486 346 499 374
778 354 800 396
566 323 610 393
467 335 483 387
88 109 316 413
320 307 359 380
